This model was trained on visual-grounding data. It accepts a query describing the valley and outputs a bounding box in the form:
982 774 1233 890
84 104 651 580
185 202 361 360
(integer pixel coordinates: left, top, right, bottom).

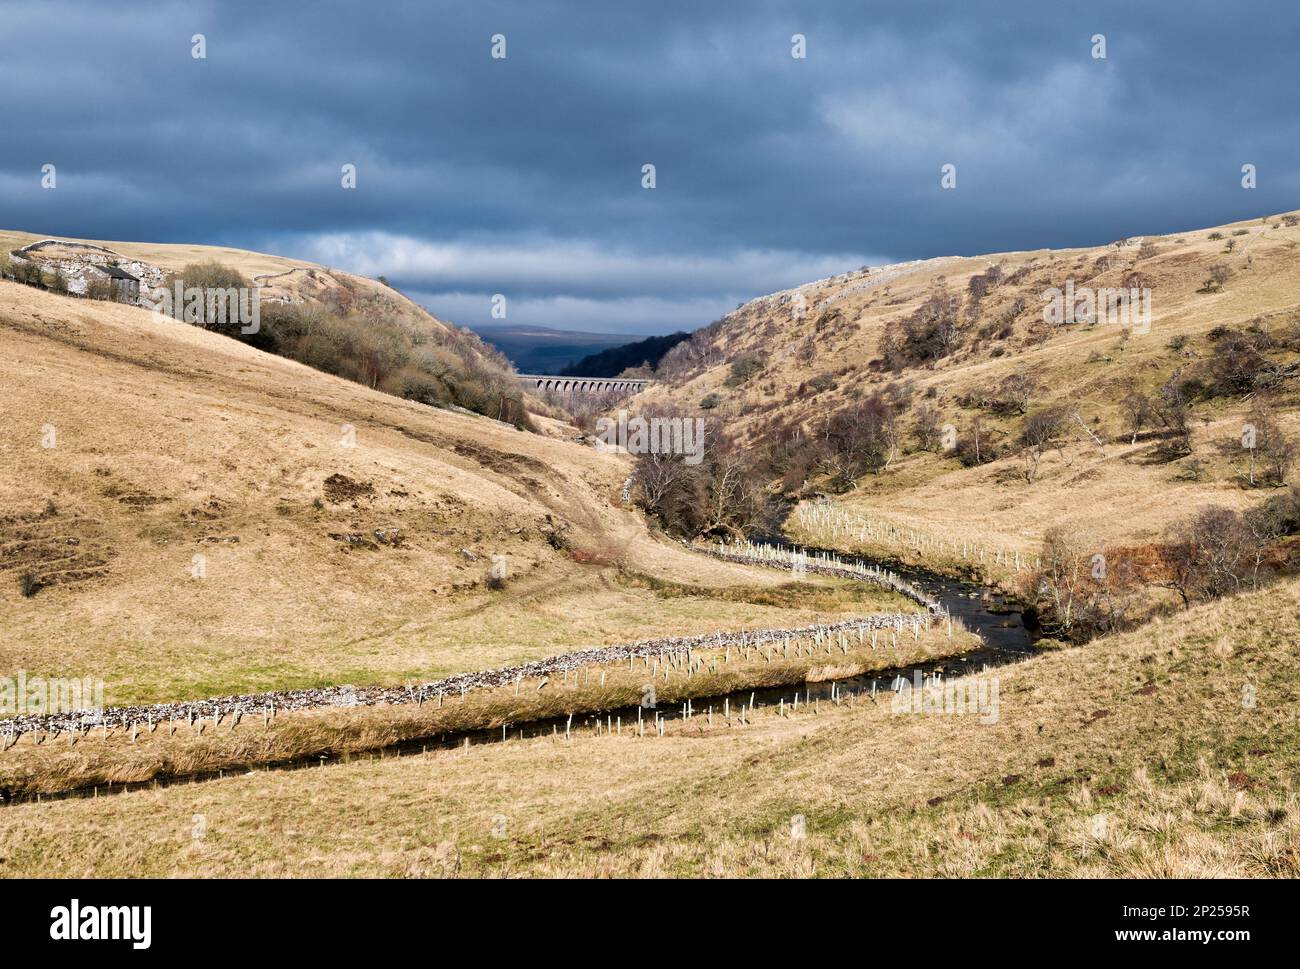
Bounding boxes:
4 213 1300 878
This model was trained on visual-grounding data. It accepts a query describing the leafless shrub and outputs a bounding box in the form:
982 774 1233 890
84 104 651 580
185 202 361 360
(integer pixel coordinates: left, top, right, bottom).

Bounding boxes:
1031 529 1146 640
806 372 837 394
966 264 1003 304
1161 507 1255 607
656 322 724 384
1153 371 1195 456
629 411 773 539
1242 401 1298 487
912 400 943 451
1019 405 1070 482
812 307 844 333
995 369 1038 415
1092 253 1123 274
817 393 901 488
544 520 572 552
6 258 45 287
878 283 963 370
1200 262 1232 292
1204 328 1271 396
256 301 534 430
975 297 1025 341
85 274 115 301
725 351 768 387
167 262 255 336
1119 391 1152 444
883 378 914 413
1034 528 1089 635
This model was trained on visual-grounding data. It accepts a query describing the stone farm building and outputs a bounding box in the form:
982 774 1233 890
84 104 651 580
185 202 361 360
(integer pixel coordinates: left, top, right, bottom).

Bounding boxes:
87 263 140 302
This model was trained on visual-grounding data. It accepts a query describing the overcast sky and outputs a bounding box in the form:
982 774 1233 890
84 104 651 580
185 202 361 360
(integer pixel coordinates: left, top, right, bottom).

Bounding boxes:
2 1 1297 334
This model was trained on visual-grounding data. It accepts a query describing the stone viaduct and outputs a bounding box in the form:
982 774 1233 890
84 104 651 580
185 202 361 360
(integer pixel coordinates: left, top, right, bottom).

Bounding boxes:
518 374 651 396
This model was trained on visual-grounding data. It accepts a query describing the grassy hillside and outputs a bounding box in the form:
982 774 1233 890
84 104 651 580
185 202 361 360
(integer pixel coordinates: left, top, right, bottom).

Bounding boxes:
6 220 1299 879
0 230 531 427
1 276 903 708
1 230 443 339
641 211 1300 562
5 571 1295 877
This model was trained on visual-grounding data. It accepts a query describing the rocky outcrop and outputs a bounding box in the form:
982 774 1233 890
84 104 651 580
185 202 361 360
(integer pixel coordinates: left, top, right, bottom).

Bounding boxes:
12 240 165 304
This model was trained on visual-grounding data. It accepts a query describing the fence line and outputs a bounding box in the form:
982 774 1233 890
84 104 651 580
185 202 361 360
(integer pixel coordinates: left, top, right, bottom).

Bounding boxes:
693 537 945 613
793 501 1041 577
2 544 954 748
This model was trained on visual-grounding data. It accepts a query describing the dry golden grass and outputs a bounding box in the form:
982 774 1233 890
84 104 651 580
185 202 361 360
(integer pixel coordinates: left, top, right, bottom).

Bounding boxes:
644 211 1300 562
0 611 961 797
7 220 1299 878
1 267 908 707
4 572 1294 878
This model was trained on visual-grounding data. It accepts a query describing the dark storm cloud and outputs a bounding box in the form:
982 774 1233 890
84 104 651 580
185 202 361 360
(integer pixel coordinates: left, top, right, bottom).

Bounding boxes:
2 0 1297 332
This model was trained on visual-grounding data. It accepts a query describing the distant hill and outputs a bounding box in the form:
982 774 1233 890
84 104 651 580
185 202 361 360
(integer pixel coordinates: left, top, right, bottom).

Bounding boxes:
0 230 531 428
470 324 645 374
639 209 1300 558
560 331 692 377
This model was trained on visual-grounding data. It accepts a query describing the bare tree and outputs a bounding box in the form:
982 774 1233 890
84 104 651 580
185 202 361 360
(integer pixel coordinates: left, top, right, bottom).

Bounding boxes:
697 443 766 537
1035 527 1092 635
633 417 772 539
912 400 943 451
956 414 999 467
635 450 688 513
996 369 1038 415
1202 262 1233 291
879 283 963 369
1153 371 1194 456
1020 405 1070 482
1161 507 1254 606
1242 502 1288 588
1068 407 1107 453
820 394 900 486
1119 391 1151 445
1243 401 1298 487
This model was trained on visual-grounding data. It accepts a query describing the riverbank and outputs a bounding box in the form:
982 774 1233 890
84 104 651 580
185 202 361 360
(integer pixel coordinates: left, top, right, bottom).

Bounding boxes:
5 573 1297 877
2 612 979 800
3 540 997 799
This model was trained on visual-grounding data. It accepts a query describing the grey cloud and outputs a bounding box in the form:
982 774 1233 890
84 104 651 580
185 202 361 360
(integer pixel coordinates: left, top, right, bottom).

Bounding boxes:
2 0 1296 335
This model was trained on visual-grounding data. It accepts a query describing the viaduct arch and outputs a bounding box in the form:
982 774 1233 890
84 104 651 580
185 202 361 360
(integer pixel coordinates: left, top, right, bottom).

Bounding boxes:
517 374 652 396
